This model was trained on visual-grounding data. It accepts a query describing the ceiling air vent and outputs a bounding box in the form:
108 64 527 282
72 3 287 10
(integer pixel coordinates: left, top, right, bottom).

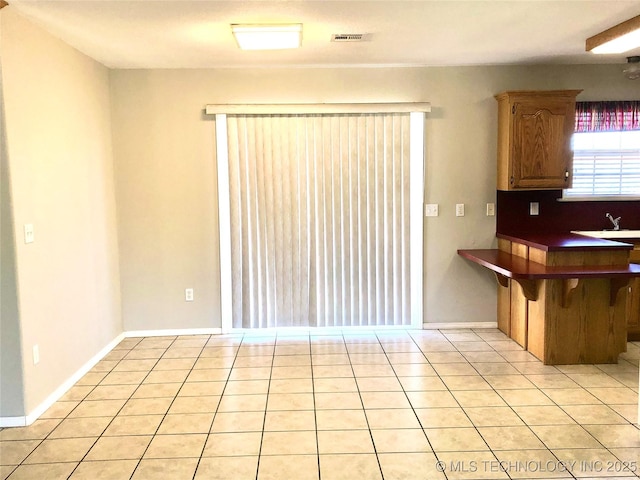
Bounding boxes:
331 33 369 42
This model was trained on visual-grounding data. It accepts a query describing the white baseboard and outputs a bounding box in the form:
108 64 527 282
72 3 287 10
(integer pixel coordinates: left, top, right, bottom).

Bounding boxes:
232 325 422 334
6 322 504 428
423 322 498 330
0 332 126 428
1 328 233 427
0 416 29 428
124 328 222 338
0 327 227 428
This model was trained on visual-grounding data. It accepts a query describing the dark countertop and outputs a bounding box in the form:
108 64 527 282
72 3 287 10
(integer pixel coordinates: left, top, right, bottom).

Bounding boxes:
458 249 640 280
497 232 634 252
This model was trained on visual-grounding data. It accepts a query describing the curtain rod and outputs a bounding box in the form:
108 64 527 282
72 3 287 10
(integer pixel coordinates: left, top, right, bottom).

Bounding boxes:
205 103 431 115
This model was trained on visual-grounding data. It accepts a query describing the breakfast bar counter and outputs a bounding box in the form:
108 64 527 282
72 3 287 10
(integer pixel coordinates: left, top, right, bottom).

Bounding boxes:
459 232 640 364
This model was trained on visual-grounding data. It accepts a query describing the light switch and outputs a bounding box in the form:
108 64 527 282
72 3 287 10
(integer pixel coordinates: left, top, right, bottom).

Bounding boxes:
529 202 540 216
455 204 465 217
24 224 34 244
425 204 439 217
486 203 495 216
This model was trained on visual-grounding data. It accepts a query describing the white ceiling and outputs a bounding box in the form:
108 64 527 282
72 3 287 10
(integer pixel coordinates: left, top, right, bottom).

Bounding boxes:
8 0 640 69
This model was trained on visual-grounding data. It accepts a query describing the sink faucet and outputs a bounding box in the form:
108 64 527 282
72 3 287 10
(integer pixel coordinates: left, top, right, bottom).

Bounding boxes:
605 213 621 231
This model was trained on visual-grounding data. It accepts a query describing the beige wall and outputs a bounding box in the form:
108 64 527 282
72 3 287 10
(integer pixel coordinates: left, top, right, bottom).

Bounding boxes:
110 64 639 329
1 52 25 416
109 72 221 332
1 8 122 414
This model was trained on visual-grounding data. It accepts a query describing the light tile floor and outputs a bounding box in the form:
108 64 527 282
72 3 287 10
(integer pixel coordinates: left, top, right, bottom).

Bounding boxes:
1 328 639 480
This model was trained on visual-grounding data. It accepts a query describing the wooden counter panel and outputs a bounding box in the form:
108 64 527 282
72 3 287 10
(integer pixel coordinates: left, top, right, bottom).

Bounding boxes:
497 239 512 336
534 278 627 364
546 250 629 267
528 247 546 265
526 281 546 361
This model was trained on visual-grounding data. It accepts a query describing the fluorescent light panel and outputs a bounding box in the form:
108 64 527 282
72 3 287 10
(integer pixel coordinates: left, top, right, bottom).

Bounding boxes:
586 15 640 54
232 24 302 50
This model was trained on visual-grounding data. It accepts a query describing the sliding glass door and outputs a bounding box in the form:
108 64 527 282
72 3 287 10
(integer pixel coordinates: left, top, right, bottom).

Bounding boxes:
214 108 425 330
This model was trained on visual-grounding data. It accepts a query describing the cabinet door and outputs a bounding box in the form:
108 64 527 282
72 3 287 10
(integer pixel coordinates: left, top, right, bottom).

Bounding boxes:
511 101 573 189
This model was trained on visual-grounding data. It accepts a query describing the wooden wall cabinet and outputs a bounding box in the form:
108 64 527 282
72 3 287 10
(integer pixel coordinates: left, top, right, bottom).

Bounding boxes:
496 90 582 190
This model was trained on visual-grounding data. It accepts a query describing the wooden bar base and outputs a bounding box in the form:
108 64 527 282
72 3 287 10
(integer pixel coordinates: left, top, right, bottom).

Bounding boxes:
527 278 627 364
458 247 640 364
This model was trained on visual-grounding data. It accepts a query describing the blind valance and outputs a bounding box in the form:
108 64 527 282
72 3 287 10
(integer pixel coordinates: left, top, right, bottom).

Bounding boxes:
575 101 640 132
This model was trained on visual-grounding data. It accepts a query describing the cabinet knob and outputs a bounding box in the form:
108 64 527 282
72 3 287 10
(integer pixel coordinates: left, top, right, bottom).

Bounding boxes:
564 170 570 181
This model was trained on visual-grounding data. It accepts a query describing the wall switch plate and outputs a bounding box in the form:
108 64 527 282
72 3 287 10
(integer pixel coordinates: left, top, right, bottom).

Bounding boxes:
185 288 194 302
455 204 465 217
529 202 540 216
486 203 495 216
24 224 34 244
425 204 439 217
33 345 40 365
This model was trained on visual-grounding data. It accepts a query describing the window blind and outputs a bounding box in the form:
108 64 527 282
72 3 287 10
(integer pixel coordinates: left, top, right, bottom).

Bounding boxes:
565 130 640 198
569 149 640 197
226 113 414 328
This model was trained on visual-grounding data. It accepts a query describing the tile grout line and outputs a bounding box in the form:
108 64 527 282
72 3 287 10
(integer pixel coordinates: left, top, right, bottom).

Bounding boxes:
308 332 322 480
344 331 387 480
8 338 148 477
17 336 165 478
254 332 277 480
457 329 639 479
12 337 151 479
446 329 579 480
393 330 449 479
427 330 500 476
191 333 245 480
123 334 212 480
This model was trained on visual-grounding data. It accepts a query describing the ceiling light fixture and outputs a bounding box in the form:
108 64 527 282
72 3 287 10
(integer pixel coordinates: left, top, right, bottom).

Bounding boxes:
231 24 302 51
623 56 640 79
586 15 640 54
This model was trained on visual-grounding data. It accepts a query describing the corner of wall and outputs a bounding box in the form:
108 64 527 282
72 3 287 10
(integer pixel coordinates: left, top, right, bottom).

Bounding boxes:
0 51 26 418
2 7 123 416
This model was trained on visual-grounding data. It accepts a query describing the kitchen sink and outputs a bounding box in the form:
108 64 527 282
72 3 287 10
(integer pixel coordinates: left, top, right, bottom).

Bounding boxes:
572 230 640 240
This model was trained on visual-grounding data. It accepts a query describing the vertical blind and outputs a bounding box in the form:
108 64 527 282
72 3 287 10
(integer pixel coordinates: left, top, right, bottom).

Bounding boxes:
226 113 412 328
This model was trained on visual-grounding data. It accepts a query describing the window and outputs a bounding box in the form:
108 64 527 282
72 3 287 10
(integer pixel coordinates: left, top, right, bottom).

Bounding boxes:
564 130 640 198
209 103 428 331
564 101 640 200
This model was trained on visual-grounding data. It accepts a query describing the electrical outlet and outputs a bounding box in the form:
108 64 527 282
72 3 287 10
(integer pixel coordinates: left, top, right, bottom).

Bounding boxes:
33 345 40 365
185 288 194 302
425 204 439 217
529 202 540 216
486 203 495 216
24 224 34 244
455 204 465 217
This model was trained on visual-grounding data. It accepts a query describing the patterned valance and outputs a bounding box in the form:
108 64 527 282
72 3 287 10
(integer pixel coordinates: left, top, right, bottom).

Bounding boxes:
575 101 640 132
